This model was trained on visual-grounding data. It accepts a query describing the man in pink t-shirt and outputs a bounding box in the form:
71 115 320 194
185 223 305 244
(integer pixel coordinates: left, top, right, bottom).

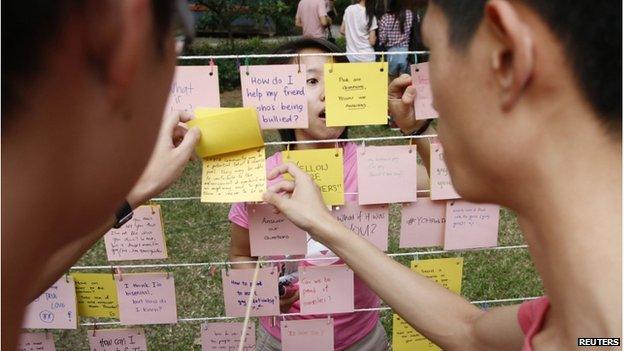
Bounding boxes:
263 1 621 350
295 0 331 39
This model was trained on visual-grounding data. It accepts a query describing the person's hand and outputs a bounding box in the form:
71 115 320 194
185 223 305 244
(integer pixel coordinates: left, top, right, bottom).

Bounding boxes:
262 163 333 234
127 111 200 208
388 74 428 133
280 289 300 313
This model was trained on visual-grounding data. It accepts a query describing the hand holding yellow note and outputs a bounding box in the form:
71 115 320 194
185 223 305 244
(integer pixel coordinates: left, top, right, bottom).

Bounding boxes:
392 257 464 351
187 107 264 158
281 148 344 205
71 273 119 318
324 62 389 126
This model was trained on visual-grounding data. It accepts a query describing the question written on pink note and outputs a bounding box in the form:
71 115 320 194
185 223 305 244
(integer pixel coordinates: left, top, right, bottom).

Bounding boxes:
248 203 307 256
280 318 334 351
357 145 418 205
17 333 56 351
430 142 461 200
165 65 220 114
332 202 389 251
201 322 256 351
444 200 500 250
116 272 178 325
411 62 438 120
240 64 308 129
299 265 354 315
400 198 446 248
22 276 77 330
88 328 147 351
221 267 279 317
104 205 168 261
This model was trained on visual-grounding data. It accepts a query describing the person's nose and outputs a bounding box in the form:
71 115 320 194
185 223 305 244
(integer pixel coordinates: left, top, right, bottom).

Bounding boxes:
320 92 325 102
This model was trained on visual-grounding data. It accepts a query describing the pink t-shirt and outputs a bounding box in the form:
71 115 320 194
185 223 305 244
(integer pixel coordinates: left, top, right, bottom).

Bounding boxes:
517 296 550 351
229 142 380 350
296 0 328 38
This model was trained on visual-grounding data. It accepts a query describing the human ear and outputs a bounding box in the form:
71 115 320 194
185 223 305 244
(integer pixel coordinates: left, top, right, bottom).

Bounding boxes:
101 0 153 111
485 0 534 111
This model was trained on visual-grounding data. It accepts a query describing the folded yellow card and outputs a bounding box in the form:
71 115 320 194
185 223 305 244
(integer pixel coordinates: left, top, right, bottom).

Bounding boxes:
71 273 119 318
281 148 344 206
324 62 389 127
201 147 266 203
187 107 264 158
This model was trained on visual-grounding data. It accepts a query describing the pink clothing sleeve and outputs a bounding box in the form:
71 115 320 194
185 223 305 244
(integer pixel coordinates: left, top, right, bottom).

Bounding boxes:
317 0 327 16
228 202 249 230
517 296 550 351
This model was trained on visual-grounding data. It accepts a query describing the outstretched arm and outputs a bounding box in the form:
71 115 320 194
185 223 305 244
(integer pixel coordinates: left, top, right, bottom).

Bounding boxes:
262 163 525 351
28 112 200 301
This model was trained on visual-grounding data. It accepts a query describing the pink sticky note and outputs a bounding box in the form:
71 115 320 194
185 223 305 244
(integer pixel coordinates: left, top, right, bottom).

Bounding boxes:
88 328 147 351
240 64 308 129
430 142 461 200
332 202 389 251
222 267 279 317
280 318 334 351
400 198 446 248
444 200 500 250
299 265 354 315
116 273 178 325
357 145 418 205
411 63 438 120
201 322 256 351
23 276 77 329
165 66 220 114
249 203 307 256
104 205 168 261
17 333 56 351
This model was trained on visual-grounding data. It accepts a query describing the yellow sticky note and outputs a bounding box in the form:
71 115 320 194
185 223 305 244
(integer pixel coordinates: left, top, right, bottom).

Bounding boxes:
392 314 441 351
392 257 464 350
411 257 463 294
282 148 344 205
187 107 264 158
71 273 119 318
201 147 266 203
324 62 389 127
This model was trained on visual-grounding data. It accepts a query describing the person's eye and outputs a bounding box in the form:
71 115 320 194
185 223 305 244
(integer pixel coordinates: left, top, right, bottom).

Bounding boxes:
307 78 319 85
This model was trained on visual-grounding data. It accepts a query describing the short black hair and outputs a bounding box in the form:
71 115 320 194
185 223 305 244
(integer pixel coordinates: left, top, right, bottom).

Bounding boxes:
431 0 622 133
267 38 349 143
2 0 175 120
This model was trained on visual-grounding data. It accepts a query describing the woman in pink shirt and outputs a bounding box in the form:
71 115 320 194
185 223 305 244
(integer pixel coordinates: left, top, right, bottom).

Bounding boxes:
229 38 418 351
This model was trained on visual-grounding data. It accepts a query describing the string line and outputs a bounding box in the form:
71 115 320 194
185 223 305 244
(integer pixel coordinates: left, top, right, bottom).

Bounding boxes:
80 296 539 326
178 51 428 60
70 245 528 270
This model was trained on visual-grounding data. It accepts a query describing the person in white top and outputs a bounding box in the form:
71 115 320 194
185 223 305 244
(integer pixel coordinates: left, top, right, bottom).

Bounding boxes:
340 0 378 62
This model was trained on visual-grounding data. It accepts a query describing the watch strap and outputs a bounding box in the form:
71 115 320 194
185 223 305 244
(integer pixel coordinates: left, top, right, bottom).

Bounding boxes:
113 201 133 229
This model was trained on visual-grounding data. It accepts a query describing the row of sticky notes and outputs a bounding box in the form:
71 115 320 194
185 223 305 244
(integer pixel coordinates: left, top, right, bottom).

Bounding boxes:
21 257 462 350
103 205 168 262
23 272 178 329
167 62 437 130
247 197 499 257
393 257 464 351
19 318 335 351
222 265 354 317
197 142 459 205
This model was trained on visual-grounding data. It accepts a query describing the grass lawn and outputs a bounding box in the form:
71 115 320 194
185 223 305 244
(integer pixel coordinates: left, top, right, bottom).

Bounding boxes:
51 89 544 350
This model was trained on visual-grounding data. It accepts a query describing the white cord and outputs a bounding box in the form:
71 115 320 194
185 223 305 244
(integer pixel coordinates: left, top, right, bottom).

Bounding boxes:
178 51 429 60
70 245 528 270
80 296 539 326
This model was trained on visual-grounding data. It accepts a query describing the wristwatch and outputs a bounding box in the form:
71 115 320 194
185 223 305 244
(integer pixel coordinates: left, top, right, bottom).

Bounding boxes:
401 119 433 136
113 200 133 229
